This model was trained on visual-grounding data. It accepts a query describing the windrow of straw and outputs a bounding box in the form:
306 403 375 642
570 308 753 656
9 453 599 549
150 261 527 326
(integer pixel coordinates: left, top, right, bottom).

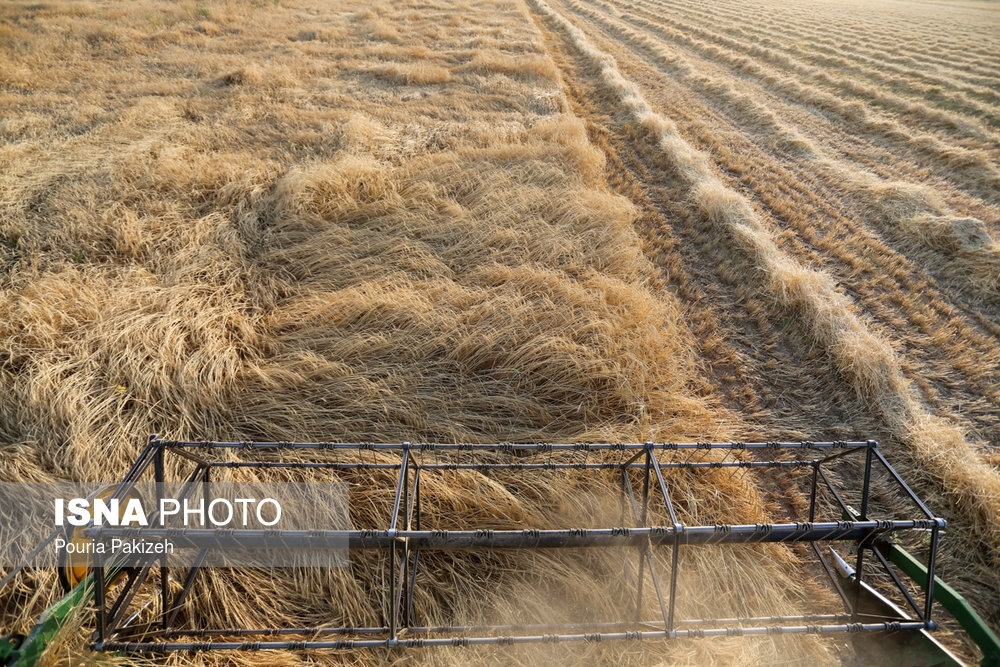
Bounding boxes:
611 0 1000 196
635 0 1000 127
563 0 1000 303
529 0 1000 568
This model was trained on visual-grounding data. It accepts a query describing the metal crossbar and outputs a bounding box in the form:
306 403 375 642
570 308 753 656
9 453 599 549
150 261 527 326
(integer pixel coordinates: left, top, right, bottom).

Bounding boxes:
87 437 945 654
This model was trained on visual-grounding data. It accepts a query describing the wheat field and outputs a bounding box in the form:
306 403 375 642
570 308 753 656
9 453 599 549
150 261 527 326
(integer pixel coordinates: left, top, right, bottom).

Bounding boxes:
0 0 998 664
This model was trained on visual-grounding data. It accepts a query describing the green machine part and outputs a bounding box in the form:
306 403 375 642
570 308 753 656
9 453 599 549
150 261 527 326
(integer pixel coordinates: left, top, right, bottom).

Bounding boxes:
1 483 140 666
1 574 100 667
874 538 1000 667
0 635 23 666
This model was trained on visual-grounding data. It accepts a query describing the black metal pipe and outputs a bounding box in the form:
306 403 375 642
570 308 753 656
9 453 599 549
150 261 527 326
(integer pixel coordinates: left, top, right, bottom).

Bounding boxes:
389 540 397 639
205 460 815 470
165 549 209 629
871 447 936 520
93 549 106 642
154 442 168 632
114 437 157 493
859 444 874 521
87 520 930 549
869 543 924 620
816 465 852 517
924 523 940 622
667 533 680 632
853 445 875 620
620 465 640 612
406 550 420 627
649 452 679 527
153 613 867 638
163 445 211 467
621 447 648 468
106 567 146 635
97 621 931 651
161 440 866 451
389 449 408 533
808 462 819 523
635 449 651 621
815 444 869 466
410 467 421 624
811 542 853 613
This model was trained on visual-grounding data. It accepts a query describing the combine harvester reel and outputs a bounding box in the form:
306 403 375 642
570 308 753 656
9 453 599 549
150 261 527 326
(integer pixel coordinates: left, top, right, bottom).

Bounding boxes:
3 437 998 665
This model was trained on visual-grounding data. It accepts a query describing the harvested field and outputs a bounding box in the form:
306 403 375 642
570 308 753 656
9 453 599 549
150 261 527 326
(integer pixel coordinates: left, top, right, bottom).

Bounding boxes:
0 0 997 664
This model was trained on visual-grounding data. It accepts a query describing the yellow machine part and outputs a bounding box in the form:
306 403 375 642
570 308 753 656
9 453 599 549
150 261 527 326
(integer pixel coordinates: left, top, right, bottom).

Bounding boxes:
57 485 142 592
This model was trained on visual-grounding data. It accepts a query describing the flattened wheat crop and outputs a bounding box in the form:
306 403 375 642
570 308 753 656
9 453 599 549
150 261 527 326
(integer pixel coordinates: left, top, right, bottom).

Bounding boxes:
2 0 998 663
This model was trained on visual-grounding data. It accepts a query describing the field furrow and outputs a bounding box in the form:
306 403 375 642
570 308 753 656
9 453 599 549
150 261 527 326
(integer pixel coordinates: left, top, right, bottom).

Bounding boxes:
562 0 1000 442
560 0 1000 308
529 0 1000 646
633 0 1000 123
583 0 1000 222
622 0 1000 157
683 0 1000 74
602 0 1000 202
645 0 1000 83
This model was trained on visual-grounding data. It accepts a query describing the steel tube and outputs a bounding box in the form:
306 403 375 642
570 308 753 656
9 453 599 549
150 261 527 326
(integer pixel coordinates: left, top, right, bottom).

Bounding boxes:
162 441 866 451
98 621 931 651
871 447 937 520
153 613 868 638
87 520 932 550
206 460 815 470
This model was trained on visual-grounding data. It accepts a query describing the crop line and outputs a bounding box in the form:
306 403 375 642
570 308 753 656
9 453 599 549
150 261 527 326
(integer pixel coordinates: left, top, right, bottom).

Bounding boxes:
617 0 1000 154
529 0 1000 560
635 0 1000 102
614 0 1000 151
644 0 1000 80
602 0 1000 195
564 0 1000 301
642 0 1000 117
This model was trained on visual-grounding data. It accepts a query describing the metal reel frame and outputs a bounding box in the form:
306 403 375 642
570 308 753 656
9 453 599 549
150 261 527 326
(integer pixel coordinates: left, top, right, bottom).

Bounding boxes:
87 437 945 654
